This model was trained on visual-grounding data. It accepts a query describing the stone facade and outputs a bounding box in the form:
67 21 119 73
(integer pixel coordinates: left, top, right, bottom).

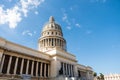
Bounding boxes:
104 74 120 80
0 16 93 80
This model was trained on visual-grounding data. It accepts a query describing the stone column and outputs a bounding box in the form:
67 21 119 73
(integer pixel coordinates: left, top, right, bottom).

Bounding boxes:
71 65 73 77
0 54 5 73
44 63 46 77
61 40 63 48
56 39 58 46
59 39 60 46
42 40 44 47
68 64 70 76
50 38 52 46
41 40 43 47
20 58 24 74
61 40 62 48
7 56 12 74
44 39 45 47
51 38 53 46
48 64 49 77
0 49 4 68
59 40 61 47
63 63 65 75
47 39 48 46
43 39 45 47
14 57 18 74
64 63 66 75
69 65 71 76
44 39 46 46
72 65 75 77
46 39 47 47
53 38 54 46
54 38 56 46
66 63 68 76
49 38 51 46
48 38 50 46
56 39 57 46
26 59 29 74
36 62 38 76
40 62 43 77
31 61 34 76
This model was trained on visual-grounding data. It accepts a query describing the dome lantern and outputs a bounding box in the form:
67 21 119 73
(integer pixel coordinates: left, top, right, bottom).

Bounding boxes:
49 16 55 23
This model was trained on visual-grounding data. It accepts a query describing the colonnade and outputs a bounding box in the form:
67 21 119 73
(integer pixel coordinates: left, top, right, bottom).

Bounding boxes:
40 38 66 50
0 54 49 77
61 62 74 77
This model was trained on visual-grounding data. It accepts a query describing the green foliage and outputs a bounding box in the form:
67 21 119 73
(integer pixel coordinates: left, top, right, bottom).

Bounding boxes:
93 72 97 77
99 73 104 80
94 72 104 80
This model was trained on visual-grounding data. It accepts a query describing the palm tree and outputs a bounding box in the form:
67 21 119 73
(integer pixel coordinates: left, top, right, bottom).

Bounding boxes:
99 73 104 80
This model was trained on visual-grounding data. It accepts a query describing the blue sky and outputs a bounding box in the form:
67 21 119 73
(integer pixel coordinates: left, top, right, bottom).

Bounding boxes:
0 0 120 74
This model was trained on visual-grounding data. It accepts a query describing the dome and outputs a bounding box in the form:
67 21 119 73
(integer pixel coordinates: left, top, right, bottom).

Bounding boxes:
42 16 62 33
41 16 63 38
38 16 67 52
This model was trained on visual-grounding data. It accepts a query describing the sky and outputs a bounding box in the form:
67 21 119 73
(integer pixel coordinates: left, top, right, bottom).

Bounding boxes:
0 0 120 75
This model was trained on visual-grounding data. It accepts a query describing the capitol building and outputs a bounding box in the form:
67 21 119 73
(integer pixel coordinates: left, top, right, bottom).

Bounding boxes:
0 16 93 80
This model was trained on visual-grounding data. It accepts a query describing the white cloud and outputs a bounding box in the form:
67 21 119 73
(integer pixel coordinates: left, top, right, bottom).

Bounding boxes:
62 9 82 30
0 6 22 28
75 23 81 28
62 13 67 21
22 30 36 36
66 26 71 30
62 10 72 30
34 31 37 34
0 0 44 29
35 11 39 15
27 33 32 36
86 30 92 34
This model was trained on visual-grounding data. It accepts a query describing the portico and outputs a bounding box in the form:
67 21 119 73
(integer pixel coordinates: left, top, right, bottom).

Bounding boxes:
0 49 50 78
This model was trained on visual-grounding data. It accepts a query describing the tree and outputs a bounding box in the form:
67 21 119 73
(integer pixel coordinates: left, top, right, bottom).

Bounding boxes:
99 73 104 80
93 72 97 77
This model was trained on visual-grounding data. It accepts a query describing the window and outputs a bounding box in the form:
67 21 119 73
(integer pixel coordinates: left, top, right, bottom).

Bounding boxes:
52 32 53 35
48 32 49 35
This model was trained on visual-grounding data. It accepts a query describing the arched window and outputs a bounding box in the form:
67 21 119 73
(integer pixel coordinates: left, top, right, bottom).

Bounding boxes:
55 26 57 29
52 32 53 35
48 32 49 35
